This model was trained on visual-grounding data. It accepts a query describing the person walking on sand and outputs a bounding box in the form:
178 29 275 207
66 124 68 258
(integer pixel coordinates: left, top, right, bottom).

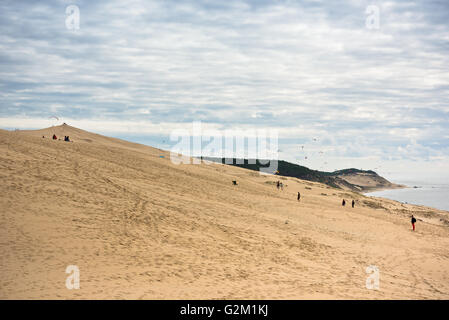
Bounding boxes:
352 200 355 208
297 192 301 201
411 215 417 231
342 199 346 206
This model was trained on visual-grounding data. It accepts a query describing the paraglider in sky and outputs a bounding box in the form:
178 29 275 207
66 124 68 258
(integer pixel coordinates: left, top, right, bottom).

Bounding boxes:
49 116 60 127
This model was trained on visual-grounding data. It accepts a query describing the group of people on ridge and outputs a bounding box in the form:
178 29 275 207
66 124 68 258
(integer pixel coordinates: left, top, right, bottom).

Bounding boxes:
341 199 356 208
50 134 70 142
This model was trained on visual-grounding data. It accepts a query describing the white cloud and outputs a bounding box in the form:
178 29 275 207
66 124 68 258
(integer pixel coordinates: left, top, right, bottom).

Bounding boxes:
0 0 448 179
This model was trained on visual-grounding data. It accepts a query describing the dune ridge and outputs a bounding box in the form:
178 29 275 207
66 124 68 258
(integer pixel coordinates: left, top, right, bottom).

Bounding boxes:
1 124 448 299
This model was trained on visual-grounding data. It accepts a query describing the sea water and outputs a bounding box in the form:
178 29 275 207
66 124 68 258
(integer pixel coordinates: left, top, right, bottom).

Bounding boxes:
365 182 449 212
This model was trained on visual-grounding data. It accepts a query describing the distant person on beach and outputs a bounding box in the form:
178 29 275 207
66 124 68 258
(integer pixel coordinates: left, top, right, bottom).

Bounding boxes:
411 215 416 231
277 181 280 190
52 134 57 140
297 192 301 201
352 200 355 208
342 199 346 206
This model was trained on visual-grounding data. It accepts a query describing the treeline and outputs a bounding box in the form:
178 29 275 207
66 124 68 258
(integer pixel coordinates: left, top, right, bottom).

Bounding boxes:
199 157 372 190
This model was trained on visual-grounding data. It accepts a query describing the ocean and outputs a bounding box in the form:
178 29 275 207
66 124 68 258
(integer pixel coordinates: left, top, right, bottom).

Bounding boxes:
365 182 449 212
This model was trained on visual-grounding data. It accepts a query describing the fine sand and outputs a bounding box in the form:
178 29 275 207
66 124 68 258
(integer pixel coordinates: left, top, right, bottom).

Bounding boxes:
1 125 448 299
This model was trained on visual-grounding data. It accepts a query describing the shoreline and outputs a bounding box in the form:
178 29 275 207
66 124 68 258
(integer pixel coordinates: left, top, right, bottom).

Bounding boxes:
363 184 449 215
361 183 408 194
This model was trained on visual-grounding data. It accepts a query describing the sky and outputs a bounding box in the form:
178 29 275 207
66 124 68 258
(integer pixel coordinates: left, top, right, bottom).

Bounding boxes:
1 0 449 183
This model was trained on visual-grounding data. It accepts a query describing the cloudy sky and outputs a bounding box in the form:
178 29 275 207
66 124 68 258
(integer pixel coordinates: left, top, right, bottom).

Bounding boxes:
1 0 448 182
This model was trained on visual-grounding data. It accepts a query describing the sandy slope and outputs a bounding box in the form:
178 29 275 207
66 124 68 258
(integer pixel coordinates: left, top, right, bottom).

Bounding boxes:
336 172 405 192
1 125 448 299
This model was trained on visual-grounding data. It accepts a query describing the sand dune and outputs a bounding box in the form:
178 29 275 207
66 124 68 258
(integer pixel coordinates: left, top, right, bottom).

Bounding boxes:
1 124 448 299
336 171 405 192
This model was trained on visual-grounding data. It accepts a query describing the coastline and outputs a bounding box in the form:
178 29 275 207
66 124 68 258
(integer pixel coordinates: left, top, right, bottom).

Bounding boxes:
363 193 449 227
363 184 449 222
361 183 408 194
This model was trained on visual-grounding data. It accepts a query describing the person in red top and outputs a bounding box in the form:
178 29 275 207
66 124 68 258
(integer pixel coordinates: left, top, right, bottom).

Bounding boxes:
52 134 57 140
411 215 417 231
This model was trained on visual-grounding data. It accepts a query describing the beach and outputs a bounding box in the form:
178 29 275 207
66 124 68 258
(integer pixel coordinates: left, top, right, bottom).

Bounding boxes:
366 183 449 212
1 125 449 299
